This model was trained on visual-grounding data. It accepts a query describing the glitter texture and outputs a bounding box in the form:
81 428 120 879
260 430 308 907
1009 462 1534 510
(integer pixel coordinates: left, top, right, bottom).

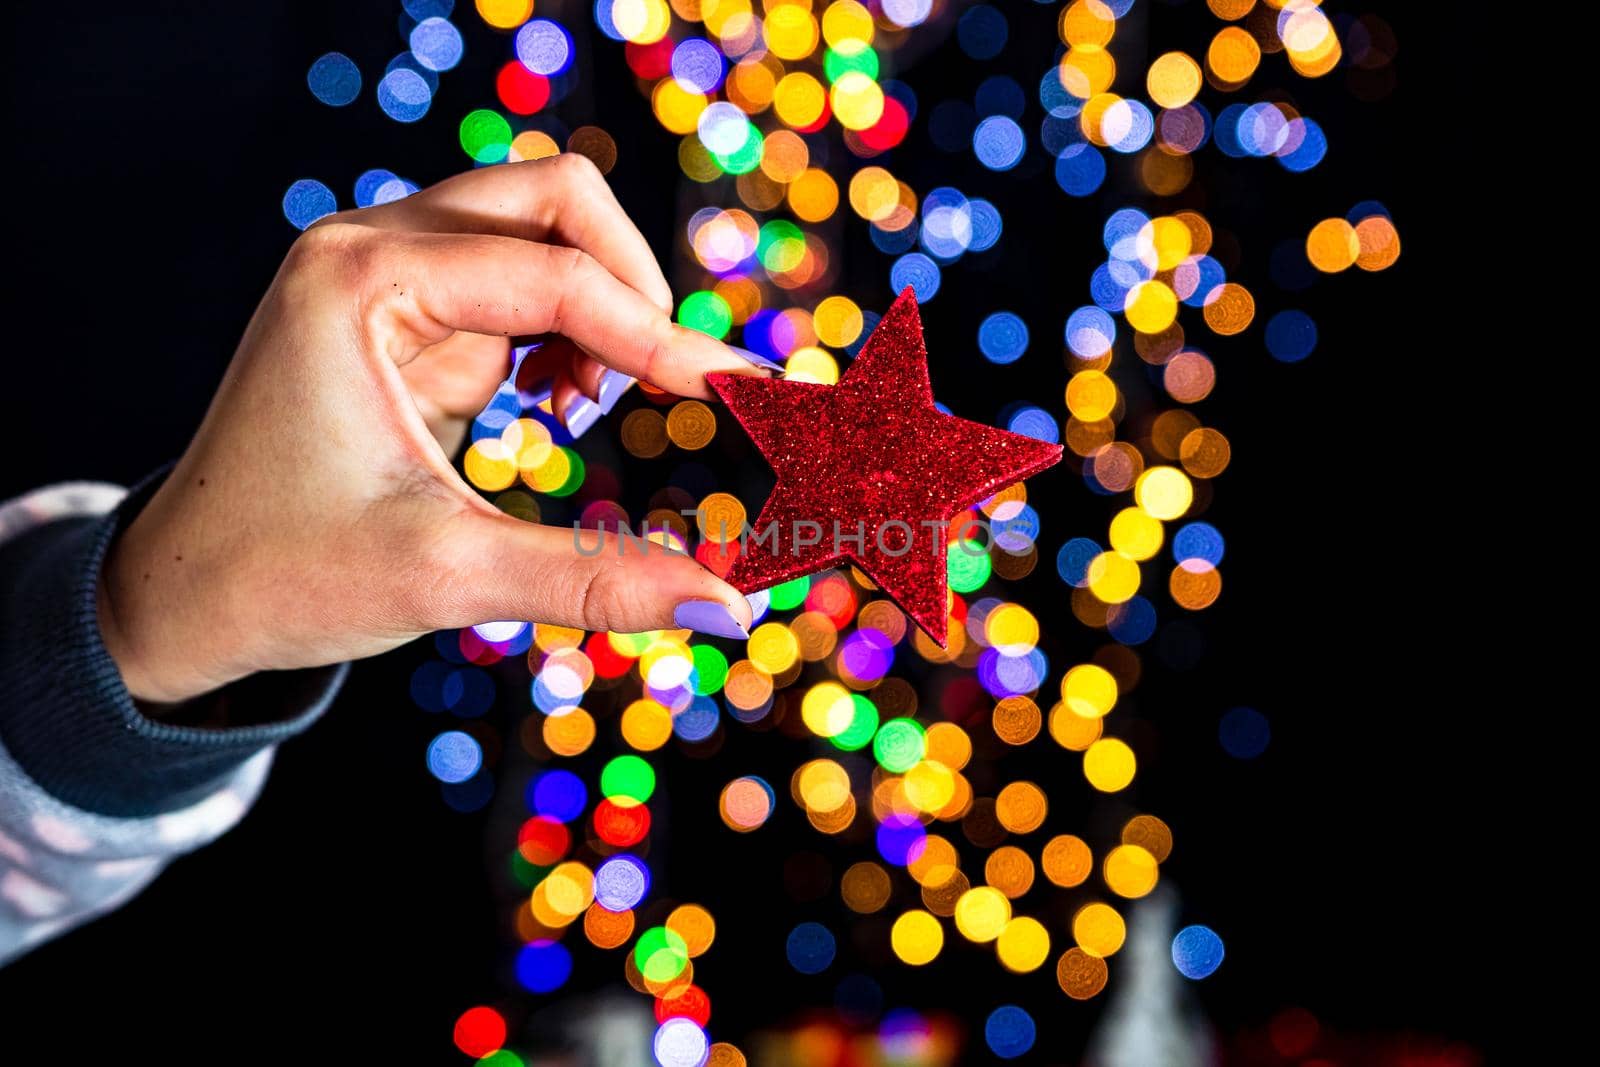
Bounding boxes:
708 289 1063 645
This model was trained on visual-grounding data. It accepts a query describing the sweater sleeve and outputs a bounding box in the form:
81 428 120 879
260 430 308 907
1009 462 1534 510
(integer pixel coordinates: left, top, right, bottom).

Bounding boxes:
0 479 346 964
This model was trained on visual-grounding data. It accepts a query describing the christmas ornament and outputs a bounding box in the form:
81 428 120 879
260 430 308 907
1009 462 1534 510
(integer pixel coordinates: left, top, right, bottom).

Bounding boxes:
708 288 1063 645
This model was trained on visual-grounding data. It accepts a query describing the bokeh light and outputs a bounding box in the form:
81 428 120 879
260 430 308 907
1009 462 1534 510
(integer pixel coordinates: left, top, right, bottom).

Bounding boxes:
282 179 335 230
1073 902 1126 958
1172 925 1226 979
891 910 944 966
985 1005 1036 1059
786 922 837 974
307 52 361 107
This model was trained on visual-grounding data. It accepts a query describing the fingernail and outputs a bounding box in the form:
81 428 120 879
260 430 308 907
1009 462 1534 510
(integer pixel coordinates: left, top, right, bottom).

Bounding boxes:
727 345 786 374
673 600 749 640
597 369 635 415
564 396 601 439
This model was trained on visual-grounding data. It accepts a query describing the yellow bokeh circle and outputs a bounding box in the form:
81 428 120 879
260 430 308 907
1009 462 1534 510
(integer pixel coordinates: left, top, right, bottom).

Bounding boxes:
1103 844 1160 899
1073 902 1126 958
784 346 840 384
1061 663 1118 719
996 916 1051 973
801 681 857 738
848 166 899 220
1124 281 1179 334
613 0 672 45
1208 26 1261 82
1084 737 1137 792
653 80 708 135
476 0 534 30
830 72 885 131
823 0 875 49
763 4 819 61
1108 506 1164 561
1066 371 1118 421
1048 703 1103 751
788 168 839 222
465 438 518 491
620 698 673 752
891 909 945 965
1134 466 1193 521
773 72 827 128
1147 51 1202 109
953 886 1012 943
748 622 800 673
1060 0 1117 48
1086 551 1141 604
813 294 863 348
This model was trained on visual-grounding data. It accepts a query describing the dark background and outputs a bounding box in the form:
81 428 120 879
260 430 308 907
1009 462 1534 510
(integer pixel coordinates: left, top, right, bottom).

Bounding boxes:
2 2 1482 1063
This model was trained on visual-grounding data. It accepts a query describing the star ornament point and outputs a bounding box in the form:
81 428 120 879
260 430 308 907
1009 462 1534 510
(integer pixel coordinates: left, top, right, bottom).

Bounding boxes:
707 288 1063 646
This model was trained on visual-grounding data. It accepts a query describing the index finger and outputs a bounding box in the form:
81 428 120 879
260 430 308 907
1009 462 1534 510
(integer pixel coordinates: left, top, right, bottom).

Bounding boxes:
368 229 769 400
355 154 675 314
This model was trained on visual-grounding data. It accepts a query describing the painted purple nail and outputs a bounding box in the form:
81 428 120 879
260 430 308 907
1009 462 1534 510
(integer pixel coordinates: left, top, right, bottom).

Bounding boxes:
672 600 749 640
598 369 634 415
564 396 601 439
727 345 786 373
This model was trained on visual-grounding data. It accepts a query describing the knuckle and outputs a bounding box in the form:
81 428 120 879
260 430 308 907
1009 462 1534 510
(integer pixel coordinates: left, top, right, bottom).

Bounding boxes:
286 221 385 287
548 243 588 276
573 561 639 634
640 319 679 382
547 248 606 334
288 219 359 264
554 149 603 188
648 277 674 315
546 250 584 333
570 250 606 288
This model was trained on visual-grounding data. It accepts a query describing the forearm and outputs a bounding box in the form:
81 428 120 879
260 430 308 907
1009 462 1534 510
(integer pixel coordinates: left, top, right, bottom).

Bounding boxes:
0 480 343 963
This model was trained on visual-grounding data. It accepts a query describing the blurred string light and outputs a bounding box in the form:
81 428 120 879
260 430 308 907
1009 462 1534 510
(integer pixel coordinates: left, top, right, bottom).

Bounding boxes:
265 0 1414 1058
985 1005 1036 1059
377 65 433 123
452 1005 508 1059
426 730 484 783
1219 705 1270 759
282 179 336 230
411 16 466 71
307 52 362 107
1172 924 1226 979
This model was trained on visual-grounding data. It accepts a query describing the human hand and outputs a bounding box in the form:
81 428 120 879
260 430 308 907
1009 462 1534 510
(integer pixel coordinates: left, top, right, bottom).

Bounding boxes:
98 155 774 704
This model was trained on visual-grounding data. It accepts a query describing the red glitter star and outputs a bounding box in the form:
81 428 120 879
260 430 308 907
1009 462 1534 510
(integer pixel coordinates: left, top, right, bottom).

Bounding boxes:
707 288 1063 645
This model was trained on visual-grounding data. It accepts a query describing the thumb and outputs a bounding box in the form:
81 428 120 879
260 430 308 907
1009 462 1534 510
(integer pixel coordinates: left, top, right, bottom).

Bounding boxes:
436 512 754 640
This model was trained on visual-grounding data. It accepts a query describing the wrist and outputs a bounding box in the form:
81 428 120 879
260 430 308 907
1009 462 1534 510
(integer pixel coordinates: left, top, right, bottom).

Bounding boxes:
96 488 241 705
96 563 183 705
